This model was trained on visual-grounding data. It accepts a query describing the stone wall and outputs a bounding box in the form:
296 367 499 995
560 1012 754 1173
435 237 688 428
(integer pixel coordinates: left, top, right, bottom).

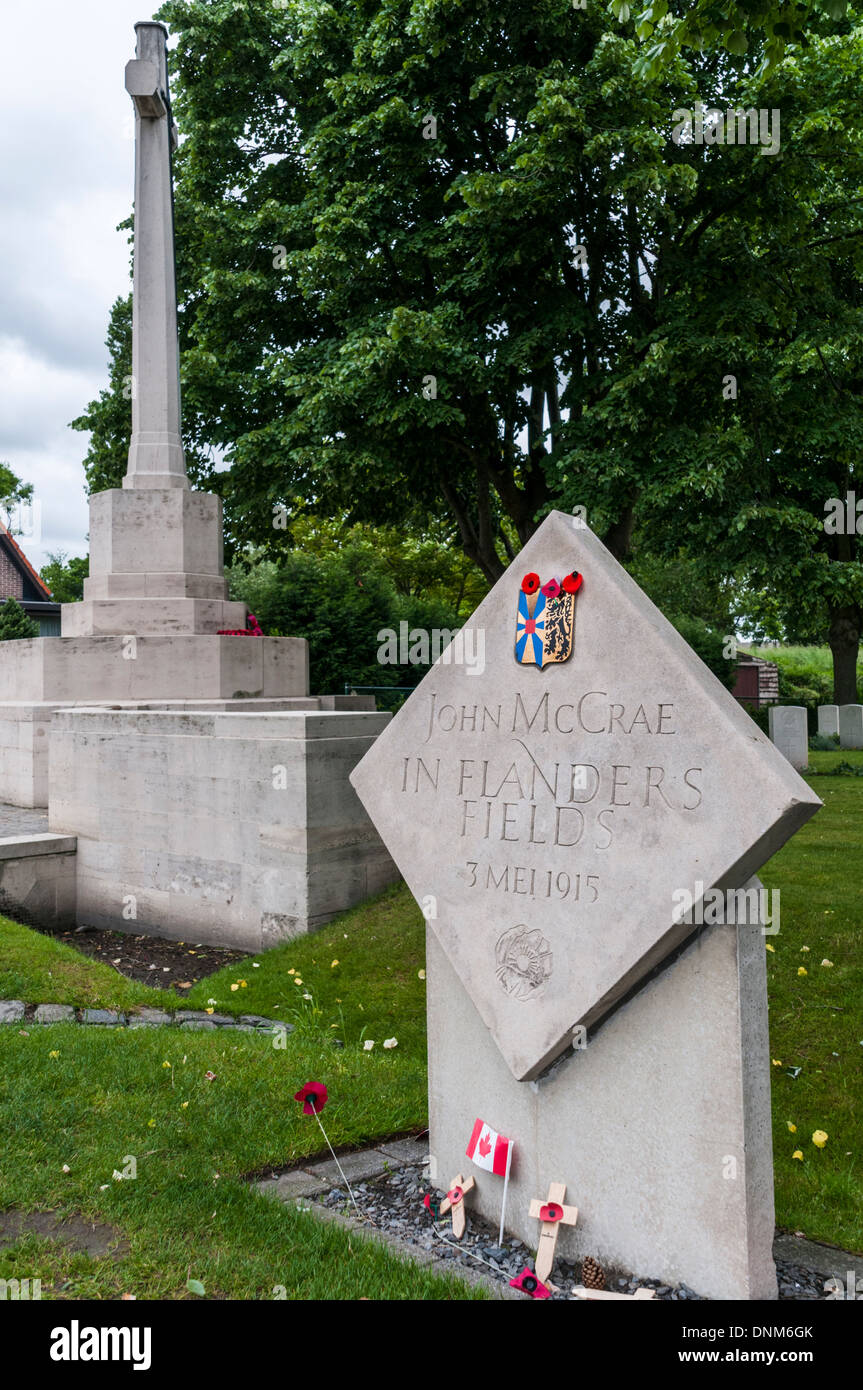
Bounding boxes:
49 707 399 950
0 834 77 929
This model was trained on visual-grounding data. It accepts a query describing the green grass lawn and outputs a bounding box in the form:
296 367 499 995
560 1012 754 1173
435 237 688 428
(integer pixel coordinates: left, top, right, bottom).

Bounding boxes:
741 643 863 680
1 765 861 1296
0 917 177 1013
0 887 481 1299
760 748 863 1251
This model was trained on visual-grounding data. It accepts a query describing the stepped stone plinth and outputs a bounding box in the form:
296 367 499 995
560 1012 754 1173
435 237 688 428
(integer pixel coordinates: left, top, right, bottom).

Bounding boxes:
62 488 247 636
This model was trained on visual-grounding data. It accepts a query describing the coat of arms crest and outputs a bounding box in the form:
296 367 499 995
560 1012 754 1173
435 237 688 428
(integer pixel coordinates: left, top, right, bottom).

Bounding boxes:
515 570 582 668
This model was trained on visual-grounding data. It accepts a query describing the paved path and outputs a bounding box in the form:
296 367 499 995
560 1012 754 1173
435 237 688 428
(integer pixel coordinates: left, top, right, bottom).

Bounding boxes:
0 803 49 837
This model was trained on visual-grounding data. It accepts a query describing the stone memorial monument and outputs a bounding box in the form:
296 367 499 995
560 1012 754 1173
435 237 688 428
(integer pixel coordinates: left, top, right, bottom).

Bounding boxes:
0 22 396 946
351 510 821 1299
768 705 809 771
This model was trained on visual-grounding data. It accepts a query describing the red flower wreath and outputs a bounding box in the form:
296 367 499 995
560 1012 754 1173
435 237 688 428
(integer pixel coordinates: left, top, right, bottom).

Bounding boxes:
521 572 541 594
293 1081 328 1115
562 571 583 594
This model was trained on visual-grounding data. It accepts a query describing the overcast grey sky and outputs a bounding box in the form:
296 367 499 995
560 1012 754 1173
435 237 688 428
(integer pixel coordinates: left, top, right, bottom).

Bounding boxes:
0 1 163 569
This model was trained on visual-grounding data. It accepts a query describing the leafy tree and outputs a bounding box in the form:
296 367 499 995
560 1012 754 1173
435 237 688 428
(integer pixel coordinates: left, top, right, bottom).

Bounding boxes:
85 0 822 575
229 540 462 696
39 552 89 604
75 1 860 694
625 549 735 633
665 613 737 688
617 27 863 702
0 598 39 642
0 461 32 523
70 295 133 496
266 516 488 618
627 0 851 79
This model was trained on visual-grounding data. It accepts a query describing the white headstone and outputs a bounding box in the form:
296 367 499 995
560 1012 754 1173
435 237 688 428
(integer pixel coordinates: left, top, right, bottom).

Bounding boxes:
817 705 839 738
350 510 821 1298
768 705 809 770
839 704 863 749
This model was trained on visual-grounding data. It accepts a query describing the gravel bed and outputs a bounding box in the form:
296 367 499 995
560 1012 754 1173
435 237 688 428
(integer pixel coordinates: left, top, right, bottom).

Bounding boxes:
316 1169 840 1301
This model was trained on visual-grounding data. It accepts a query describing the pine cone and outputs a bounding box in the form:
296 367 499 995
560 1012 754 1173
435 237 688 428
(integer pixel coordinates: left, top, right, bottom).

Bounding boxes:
582 1255 606 1290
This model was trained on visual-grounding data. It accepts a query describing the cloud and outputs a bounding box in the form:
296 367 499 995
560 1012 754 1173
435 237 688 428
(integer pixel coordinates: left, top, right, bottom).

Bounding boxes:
0 1 164 565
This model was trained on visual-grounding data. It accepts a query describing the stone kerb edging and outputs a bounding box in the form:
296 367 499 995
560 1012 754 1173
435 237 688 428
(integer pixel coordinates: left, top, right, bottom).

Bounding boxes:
0 1001 289 1033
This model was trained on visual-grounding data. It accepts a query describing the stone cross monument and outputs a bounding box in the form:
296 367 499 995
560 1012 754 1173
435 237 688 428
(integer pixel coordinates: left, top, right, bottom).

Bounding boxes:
125 21 186 490
62 21 247 640
350 511 822 1298
0 21 398 948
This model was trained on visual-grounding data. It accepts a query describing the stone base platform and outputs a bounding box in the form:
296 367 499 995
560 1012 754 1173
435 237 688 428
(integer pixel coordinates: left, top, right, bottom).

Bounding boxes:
0 633 309 704
48 706 399 951
0 832 77 929
0 694 373 808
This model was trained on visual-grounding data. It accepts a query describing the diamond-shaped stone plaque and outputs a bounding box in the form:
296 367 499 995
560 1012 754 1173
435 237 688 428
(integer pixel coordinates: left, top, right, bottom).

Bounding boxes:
350 512 821 1081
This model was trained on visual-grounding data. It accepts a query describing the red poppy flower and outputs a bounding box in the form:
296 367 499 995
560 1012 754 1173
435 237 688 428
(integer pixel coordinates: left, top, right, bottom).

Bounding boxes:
562 571 583 595
541 577 561 599
293 1081 328 1115
510 1267 551 1299
521 573 540 594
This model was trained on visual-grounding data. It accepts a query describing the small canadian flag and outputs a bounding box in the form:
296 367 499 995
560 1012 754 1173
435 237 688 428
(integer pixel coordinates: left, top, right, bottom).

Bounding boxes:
466 1118 514 1177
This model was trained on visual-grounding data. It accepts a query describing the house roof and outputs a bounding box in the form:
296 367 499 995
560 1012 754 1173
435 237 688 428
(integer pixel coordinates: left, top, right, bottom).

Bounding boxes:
0 519 53 600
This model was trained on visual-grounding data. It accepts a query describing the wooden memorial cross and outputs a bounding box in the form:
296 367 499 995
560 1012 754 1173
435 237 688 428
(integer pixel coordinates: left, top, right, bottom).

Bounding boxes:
439 1173 475 1239
529 1181 578 1284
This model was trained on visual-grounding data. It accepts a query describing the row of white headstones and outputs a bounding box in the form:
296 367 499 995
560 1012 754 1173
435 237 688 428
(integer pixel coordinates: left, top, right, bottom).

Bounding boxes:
770 703 863 770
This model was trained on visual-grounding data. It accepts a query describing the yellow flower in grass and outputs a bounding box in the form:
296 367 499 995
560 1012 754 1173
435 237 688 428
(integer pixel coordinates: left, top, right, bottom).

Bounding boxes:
294 977 303 986
812 1130 828 1149
772 1058 782 1067
821 959 834 968
792 1150 804 1162
49 1050 59 1059
418 969 427 978
800 946 810 953
162 1061 172 1069
798 967 808 977
288 968 295 975
331 960 339 968
787 1121 797 1133
205 1008 214 1015
230 984 239 992
765 943 775 953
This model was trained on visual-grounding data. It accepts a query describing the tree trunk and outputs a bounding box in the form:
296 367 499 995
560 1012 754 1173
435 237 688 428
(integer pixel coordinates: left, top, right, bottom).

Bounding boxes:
603 504 637 563
828 602 861 705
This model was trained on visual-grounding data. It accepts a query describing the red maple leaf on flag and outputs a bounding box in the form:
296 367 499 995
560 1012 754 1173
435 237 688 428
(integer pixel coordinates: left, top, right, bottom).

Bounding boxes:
478 1133 492 1158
